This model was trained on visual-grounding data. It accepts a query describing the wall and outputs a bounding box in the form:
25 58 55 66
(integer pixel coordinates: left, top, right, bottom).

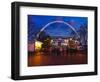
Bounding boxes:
0 0 99 82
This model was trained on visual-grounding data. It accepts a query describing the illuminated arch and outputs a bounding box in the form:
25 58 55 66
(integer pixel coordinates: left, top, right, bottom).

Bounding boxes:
36 20 80 39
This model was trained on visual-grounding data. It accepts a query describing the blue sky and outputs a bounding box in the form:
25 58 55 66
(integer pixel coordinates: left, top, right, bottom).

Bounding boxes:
28 15 88 41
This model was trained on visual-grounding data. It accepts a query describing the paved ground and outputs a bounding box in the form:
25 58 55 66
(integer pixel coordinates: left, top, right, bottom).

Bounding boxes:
28 51 87 67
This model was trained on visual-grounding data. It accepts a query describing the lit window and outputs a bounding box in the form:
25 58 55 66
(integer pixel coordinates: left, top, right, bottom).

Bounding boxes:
35 41 43 50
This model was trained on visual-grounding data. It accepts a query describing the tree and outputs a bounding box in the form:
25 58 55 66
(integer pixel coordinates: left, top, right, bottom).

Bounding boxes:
38 31 51 49
78 24 87 45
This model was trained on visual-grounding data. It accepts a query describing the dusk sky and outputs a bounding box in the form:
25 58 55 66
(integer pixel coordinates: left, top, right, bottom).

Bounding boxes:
28 15 88 41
